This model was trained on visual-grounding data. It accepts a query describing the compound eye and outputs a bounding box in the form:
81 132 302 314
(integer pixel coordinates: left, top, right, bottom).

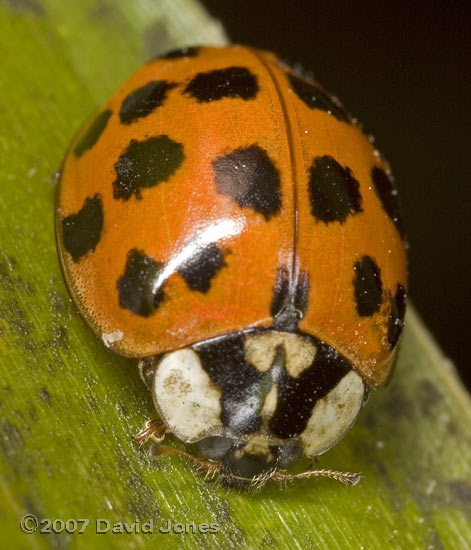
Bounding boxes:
274 442 303 469
197 436 235 461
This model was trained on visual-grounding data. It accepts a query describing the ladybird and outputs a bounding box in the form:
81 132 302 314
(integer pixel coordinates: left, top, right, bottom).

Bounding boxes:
56 45 407 488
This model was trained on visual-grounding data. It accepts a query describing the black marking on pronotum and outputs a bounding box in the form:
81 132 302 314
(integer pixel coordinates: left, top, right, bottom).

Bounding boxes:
74 109 112 157
184 66 258 103
309 155 363 223
119 81 177 124
194 329 352 440
113 135 184 200
269 340 352 439
177 243 226 293
388 284 407 348
61 195 103 262
270 266 309 330
194 333 265 435
117 249 165 317
371 166 405 239
160 46 200 59
287 73 350 122
213 145 281 219
353 255 383 317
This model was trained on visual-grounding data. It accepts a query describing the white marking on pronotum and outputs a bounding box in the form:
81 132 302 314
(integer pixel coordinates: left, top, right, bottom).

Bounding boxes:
244 331 317 377
300 370 365 458
261 385 278 418
153 348 223 442
152 218 243 292
102 330 123 347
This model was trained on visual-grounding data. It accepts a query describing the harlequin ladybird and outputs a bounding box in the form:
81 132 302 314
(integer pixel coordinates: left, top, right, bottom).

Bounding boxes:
56 45 407 488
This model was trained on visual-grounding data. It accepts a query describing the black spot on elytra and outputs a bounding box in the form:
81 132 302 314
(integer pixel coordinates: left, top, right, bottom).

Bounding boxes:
160 46 200 59
270 266 309 330
117 249 165 317
74 109 112 157
119 81 177 124
184 66 258 102
371 166 405 239
353 256 383 317
113 135 184 200
309 155 363 223
61 195 103 262
270 266 290 319
388 283 406 348
294 273 310 316
213 145 281 219
269 341 352 438
177 243 226 293
287 73 350 122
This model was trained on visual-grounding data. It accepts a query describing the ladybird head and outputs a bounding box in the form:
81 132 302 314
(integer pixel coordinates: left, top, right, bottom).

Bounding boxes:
197 435 303 487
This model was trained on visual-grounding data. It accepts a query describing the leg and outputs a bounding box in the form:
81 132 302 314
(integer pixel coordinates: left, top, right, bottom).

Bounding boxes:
136 425 220 479
135 419 167 445
150 445 220 479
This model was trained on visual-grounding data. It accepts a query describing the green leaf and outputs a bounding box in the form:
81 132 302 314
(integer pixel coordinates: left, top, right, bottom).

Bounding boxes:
0 1 470 549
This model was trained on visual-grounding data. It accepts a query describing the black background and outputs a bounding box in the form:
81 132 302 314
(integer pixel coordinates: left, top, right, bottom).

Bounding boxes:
202 0 471 389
